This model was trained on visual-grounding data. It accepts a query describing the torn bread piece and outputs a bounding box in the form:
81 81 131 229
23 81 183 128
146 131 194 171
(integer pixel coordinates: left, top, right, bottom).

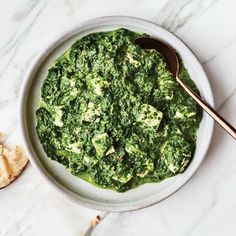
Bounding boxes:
90 215 101 228
0 145 28 188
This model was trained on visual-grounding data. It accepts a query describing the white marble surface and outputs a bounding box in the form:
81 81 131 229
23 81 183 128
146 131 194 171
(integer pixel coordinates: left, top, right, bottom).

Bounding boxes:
1 0 236 235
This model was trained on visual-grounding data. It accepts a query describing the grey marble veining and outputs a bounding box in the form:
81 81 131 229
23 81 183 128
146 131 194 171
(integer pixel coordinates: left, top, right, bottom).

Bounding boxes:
152 0 220 32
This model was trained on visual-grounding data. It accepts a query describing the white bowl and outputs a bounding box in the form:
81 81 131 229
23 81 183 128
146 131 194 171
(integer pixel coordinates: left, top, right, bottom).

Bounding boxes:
19 16 214 211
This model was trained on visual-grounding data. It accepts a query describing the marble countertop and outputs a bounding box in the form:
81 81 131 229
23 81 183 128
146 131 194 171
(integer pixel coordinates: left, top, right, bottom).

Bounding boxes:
1 0 236 235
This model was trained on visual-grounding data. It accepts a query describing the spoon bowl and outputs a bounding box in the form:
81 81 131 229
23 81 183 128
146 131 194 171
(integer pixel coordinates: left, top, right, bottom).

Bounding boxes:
135 37 179 77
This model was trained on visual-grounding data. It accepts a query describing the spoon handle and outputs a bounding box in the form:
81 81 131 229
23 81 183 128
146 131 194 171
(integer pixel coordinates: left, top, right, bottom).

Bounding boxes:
176 76 236 139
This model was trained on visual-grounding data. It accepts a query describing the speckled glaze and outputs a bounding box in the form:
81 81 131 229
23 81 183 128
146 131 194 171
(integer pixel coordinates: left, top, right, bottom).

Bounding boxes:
19 16 214 211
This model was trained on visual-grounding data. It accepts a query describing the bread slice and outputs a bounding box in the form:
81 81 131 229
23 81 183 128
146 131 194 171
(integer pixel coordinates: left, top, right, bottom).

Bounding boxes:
0 145 28 188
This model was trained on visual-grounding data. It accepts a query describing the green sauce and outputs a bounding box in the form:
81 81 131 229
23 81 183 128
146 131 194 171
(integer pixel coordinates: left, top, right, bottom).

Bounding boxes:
36 28 202 192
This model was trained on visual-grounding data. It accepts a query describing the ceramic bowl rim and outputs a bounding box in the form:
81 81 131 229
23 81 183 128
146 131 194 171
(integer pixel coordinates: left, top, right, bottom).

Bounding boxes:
19 16 214 212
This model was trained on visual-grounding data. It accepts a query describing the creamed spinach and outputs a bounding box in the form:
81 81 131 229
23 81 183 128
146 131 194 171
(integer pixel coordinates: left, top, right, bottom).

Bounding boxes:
36 29 202 192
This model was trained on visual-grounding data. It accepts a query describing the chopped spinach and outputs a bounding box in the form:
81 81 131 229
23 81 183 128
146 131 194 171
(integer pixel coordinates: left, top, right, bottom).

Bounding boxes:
36 28 202 192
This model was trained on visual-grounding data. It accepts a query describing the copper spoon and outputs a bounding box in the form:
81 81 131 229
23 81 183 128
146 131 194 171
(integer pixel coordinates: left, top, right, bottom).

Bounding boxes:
135 37 236 139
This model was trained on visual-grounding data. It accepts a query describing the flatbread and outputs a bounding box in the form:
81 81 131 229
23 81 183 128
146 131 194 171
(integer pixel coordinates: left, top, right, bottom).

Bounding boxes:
0 145 28 188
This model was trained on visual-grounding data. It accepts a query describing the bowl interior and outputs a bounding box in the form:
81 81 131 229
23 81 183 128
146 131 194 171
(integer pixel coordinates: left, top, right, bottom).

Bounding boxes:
21 16 214 211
